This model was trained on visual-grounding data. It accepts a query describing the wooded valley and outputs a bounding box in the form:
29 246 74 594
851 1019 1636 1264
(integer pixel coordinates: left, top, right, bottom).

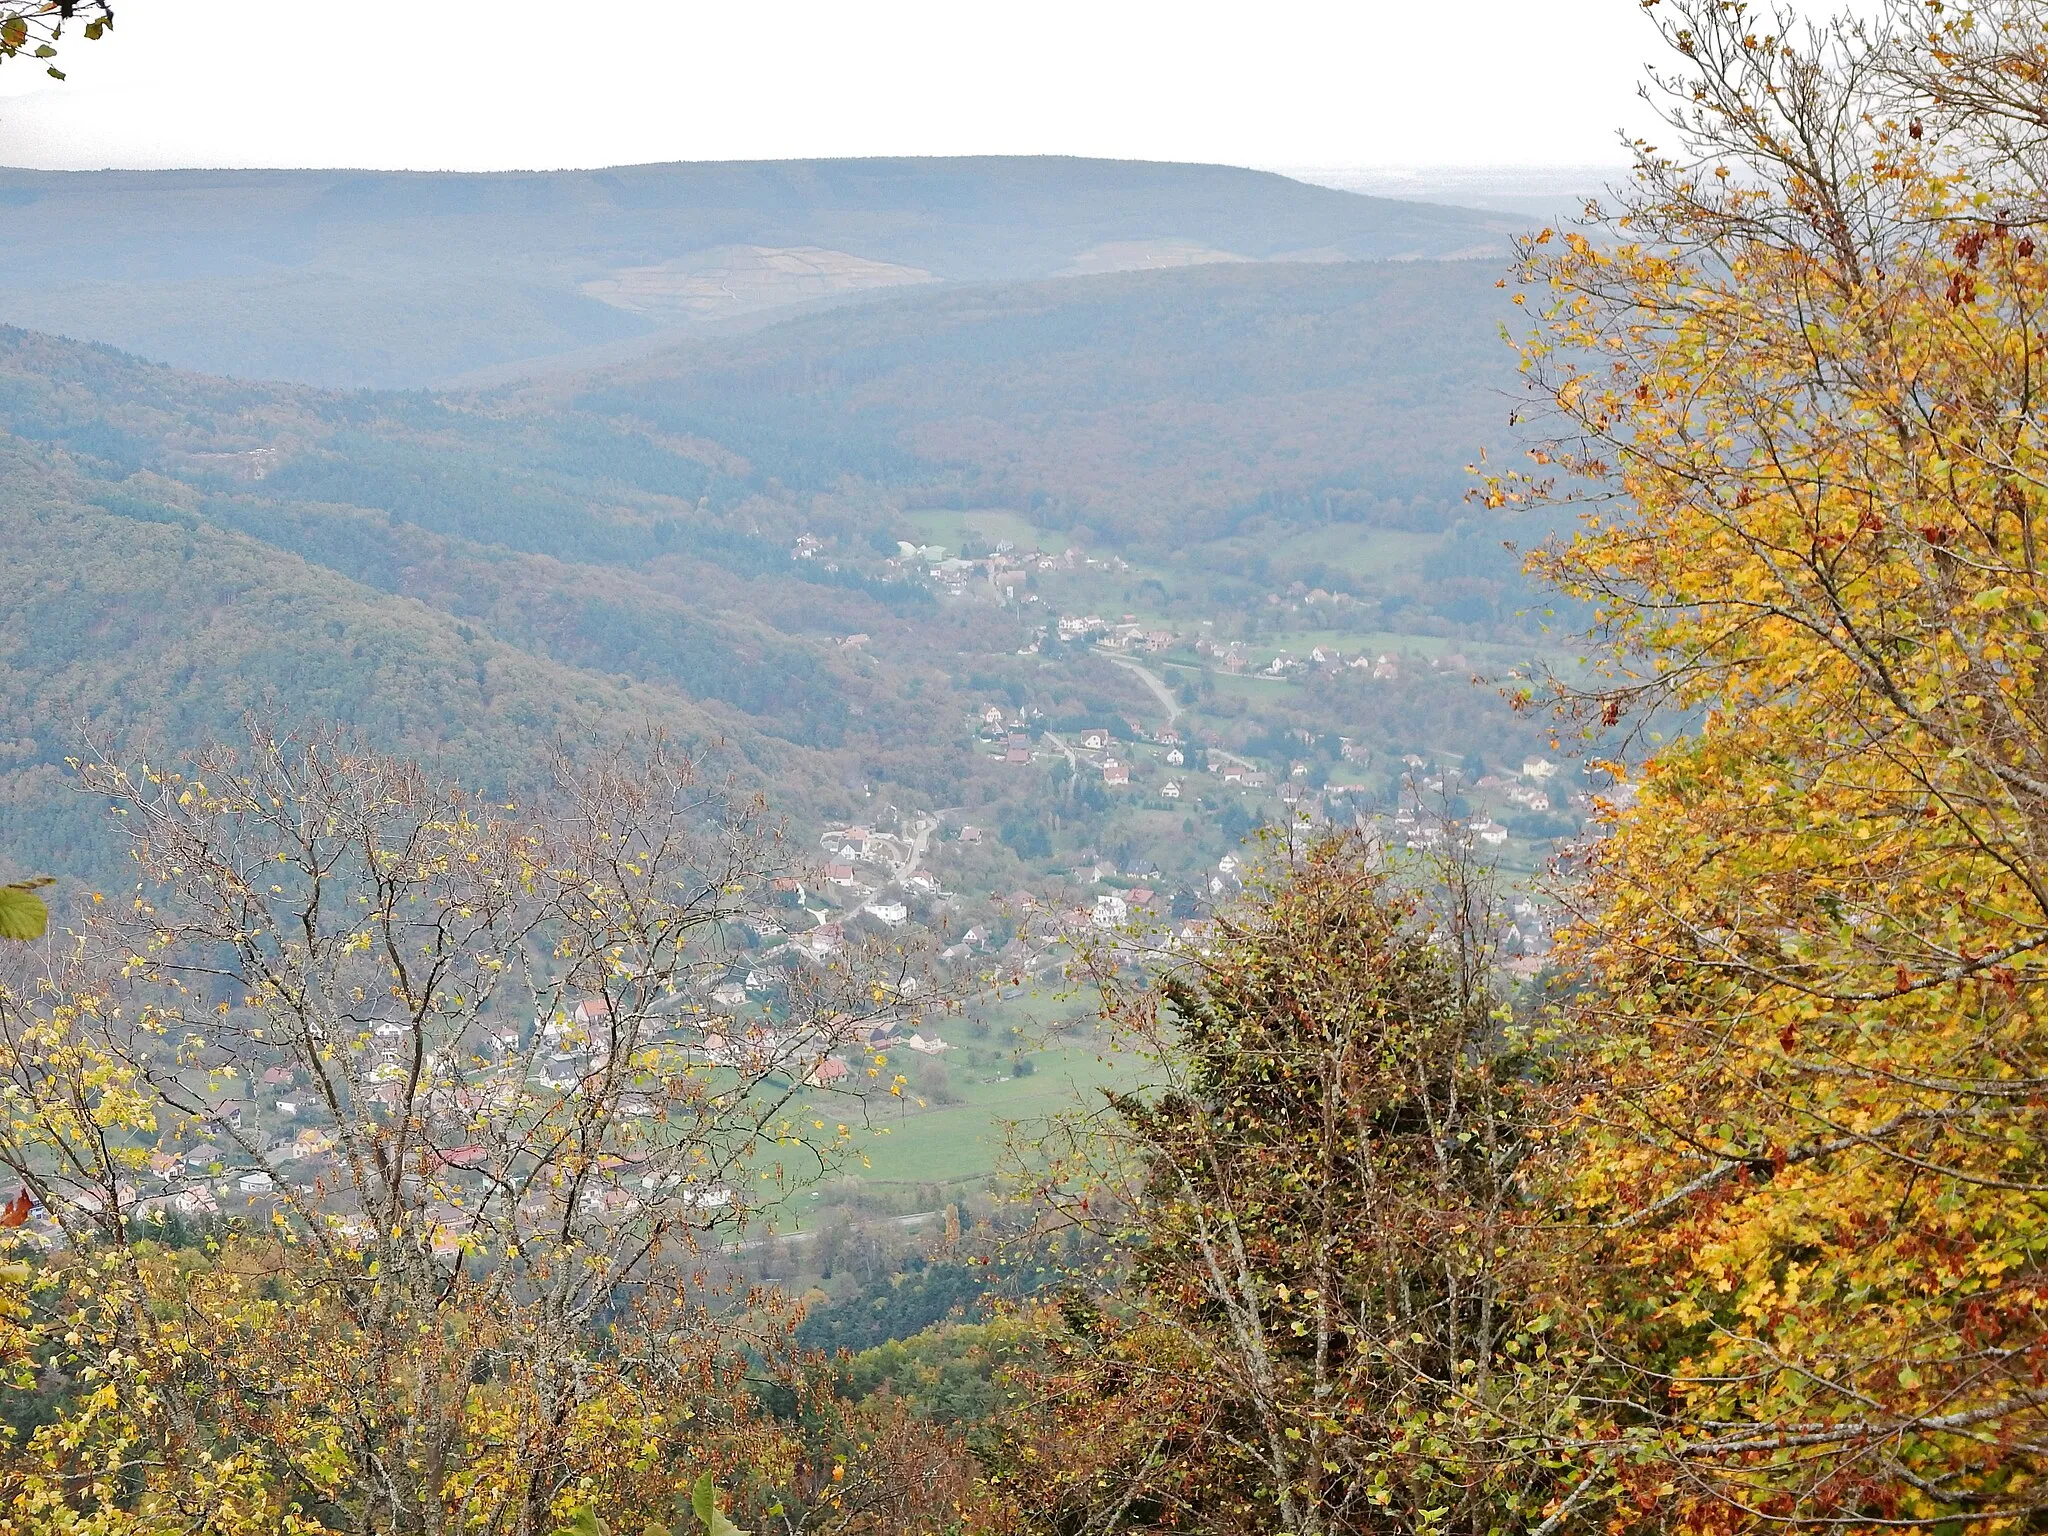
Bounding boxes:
8 0 2048 1533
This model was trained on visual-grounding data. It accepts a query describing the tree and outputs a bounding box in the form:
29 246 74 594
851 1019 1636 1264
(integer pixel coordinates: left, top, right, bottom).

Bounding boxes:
0 724 924 1533
1502 0 2048 1524
0 1 110 80
995 832 1573 1536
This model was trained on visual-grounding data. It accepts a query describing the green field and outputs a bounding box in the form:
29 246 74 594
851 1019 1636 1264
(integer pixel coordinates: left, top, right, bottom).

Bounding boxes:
907 509 1447 586
904 508 1067 554
1216 523 1443 578
806 1000 1147 1196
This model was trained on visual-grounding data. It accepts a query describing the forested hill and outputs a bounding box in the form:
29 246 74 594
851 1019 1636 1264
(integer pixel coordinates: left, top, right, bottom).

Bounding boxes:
0 254 1556 900
0 157 1516 387
0 327 975 886
575 257 1516 549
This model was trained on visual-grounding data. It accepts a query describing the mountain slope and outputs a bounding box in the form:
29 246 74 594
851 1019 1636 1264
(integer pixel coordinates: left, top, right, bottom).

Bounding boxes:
572 257 1520 548
0 248 1566 903
0 442 762 878
0 325 1153 886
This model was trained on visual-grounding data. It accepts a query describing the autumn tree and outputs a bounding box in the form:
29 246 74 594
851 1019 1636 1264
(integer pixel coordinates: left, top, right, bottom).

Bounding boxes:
993 831 1575 1536
0 724 928 1534
1503 0 2048 1526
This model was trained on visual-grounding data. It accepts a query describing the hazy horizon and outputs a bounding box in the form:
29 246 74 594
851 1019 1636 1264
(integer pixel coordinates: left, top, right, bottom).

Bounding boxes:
0 0 1672 173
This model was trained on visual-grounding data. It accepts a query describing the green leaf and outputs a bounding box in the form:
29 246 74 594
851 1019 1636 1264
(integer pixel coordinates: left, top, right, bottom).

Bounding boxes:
691 1473 748 1536
0 18 24 47
554 1509 607 1536
0 880 52 942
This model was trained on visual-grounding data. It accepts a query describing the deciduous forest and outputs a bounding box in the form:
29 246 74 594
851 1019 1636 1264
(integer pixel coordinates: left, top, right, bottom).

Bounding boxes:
11 1 2048 1533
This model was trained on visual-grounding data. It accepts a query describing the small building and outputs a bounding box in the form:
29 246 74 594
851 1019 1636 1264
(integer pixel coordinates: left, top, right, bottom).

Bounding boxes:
1162 780 1182 800
806 1056 852 1087
1102 760 1130 786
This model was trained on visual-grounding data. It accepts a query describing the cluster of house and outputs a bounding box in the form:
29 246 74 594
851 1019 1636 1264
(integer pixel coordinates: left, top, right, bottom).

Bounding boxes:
1468 757 1564 814
1050 613 1175 652
1067 723 1193 801
1369 754 1600 854
844 537 1140 603
977 704 1042 765
820 823 910 882
43 964 927 1250
804 817 952 950
1387 806 1510 850
1192 636 1406 680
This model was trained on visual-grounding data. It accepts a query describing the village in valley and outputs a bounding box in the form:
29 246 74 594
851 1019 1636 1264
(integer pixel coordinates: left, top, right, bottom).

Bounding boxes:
789 510 1616 988
15 506 1602 1262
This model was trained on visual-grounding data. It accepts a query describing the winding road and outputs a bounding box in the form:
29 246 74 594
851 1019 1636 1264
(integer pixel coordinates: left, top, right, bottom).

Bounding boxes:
1097 651 1183 724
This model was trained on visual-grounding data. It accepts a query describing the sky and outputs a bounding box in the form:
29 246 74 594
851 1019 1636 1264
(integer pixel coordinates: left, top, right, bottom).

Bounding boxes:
0 0 1672 175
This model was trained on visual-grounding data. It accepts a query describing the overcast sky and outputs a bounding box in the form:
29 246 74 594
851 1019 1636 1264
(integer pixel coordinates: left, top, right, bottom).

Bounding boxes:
0 0 1684 174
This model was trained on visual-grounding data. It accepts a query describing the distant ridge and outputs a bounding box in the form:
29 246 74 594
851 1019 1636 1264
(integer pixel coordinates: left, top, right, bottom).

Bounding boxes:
1272 163 1629 221
0 156 1517 387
